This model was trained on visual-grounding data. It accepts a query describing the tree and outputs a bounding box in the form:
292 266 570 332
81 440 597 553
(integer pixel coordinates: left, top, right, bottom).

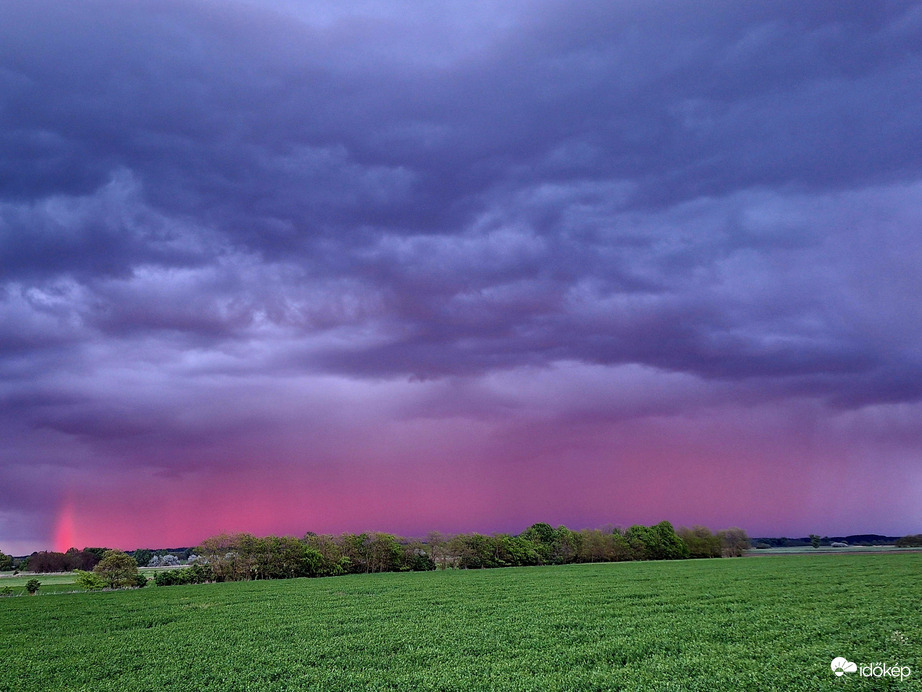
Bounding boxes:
337 533 372 574
810 534 821 549
399 541 436 572
366 533 402 573
625 522 689 560
132 549 154 568
550 526 582 565
93 550 141 588
520 523 556 564
718 528 750 557
303 533 348 576
448 533 496 569
258 536 322 579
489 534 540 567
424 531 451 570
197 533 244 581
578 529 622 563
26 579 40 595
26 551 67 572
895 534 922 547
678 526 721 558
0 550 13 571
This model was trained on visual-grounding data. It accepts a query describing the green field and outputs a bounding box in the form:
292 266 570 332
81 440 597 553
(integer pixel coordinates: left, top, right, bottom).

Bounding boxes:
0 568 161 596
1 554 918 691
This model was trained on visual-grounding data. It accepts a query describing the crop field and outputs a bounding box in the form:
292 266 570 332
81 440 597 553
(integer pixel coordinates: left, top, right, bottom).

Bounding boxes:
1 554 919 691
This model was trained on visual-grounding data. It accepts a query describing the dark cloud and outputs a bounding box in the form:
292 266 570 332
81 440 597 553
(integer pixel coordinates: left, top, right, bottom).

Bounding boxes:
2 1 922 549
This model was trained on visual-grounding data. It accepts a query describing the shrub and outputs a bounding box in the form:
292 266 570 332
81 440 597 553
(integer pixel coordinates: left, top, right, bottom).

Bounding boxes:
154 565 215 586
25 579 40 595
75 570 107 590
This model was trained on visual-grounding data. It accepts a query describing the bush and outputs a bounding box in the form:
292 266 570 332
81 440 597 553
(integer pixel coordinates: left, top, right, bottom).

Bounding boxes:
75 570 107 590
154 565 215 586
25 579 40 595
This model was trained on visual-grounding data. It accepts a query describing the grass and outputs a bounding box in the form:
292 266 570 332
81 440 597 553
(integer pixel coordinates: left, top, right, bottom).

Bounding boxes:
0 568 161 596
1 554 919 691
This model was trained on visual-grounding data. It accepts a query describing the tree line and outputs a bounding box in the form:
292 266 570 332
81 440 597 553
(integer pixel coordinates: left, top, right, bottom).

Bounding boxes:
5 547 107 573
5 528 921 589
3 522 752 582
150 522 752 586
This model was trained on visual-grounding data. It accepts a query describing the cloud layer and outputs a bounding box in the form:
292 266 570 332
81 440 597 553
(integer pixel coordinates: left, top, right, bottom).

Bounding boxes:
2 1 921 552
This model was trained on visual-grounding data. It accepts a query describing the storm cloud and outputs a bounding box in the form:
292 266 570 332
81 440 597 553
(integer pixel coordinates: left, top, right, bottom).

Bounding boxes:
2 0 921 553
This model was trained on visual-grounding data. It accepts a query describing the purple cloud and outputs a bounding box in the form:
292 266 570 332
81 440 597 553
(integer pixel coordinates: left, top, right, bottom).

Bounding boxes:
2 0 921 552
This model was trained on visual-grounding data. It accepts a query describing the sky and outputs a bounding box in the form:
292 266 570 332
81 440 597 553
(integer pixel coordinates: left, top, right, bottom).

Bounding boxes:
2 1 922 555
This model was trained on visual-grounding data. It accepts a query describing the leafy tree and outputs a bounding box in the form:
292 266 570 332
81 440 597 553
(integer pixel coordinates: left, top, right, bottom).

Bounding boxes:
82 547 111 561
25 579 40 595
197 533 246 581
399 542 435 572
65 547 101 570
520 523 556 564
258 536 323 579
0 550 13 571
26 551 67 572
449 533 497 569
337 533 372 574
625 522 689 560
132 549 154 568
367 533 403 573
489 534 540 567
93 550 141 588
550 526 582 565
26 548 101 572
810 534 821 549
424 531 451 570
577 529 628 562
678 526 721 558
303 533 348 576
